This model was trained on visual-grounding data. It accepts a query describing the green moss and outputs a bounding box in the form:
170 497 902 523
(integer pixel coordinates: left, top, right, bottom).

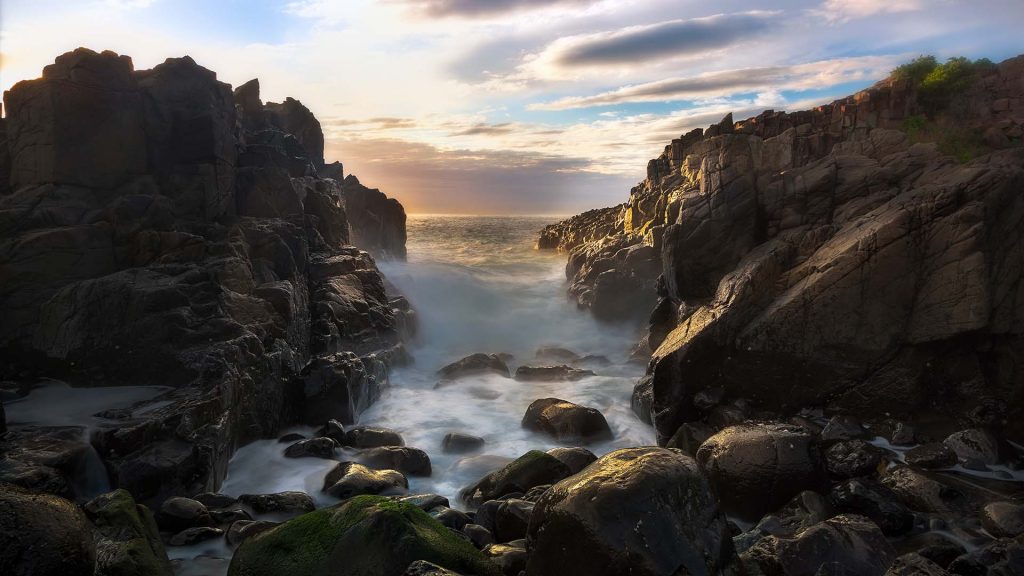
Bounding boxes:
229 495 500 576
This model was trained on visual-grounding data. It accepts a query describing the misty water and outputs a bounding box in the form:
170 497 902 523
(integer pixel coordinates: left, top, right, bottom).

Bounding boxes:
218 215 655 502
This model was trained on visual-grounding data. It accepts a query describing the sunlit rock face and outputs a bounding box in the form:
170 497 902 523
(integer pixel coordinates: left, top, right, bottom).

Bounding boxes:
0 48 409 504
542 55 1024 444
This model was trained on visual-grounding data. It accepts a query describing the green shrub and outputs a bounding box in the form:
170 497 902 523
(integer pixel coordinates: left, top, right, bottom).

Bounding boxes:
892 55 938 84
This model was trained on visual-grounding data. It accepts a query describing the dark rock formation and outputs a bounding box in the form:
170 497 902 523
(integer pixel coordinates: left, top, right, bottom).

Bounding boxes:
526 447 734 576
438 353 511 380
540 55 1024 446
358 446 432 477
461 450 572 507
228 495 501 576
741 514 895 575
0 48 409 505
84 489 173 576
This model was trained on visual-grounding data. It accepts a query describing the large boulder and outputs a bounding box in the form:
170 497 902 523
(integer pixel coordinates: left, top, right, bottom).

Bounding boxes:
228 495 500 576
321 462 408 499
696 423 827 521
84 489 173 576
521 398 613 444
526 447 734 576
742 514 895 575
461 450 572 507
0 483 96 576
359 446 432 477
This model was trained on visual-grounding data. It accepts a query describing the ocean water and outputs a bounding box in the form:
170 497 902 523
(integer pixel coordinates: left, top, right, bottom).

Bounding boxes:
217 215 655 508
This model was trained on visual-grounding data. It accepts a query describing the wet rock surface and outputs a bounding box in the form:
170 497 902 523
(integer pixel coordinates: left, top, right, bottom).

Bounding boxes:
321 461 408 499
521 397 613 443
0 483 97 576
527 447 734 576
460 450 572 507
696 423 827 521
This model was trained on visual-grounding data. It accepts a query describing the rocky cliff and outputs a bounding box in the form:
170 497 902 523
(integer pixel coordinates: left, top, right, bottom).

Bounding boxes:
540 55 1024 445
0 48 411 505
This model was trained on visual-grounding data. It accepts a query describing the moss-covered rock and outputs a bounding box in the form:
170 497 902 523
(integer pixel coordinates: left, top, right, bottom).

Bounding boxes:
461 450 572 507
84 489 173 576
228 495 501 576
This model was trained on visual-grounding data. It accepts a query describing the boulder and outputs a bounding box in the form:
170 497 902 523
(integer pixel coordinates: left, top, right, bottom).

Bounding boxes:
463 523 495 549
344 426 405 448
742 514 895 576
226 519 279 547
493 498 533 543
535 346 580 362
513 365 594 382
981 501 1024 538
696 423 828 521
403 561 465 576
237 492 315 517
825 440 884 478
169 526 223 546
947 537 1024 575
905 443 958 469
322 462 408 499
461 450 572 507
943 428 1000 465
545 446 597 474
526 447 734 576
521 398 613 444
359 446 432 477
84 488 172 576
442 433 485 454
482 541 527 576
283 437 338 459
437 354 510 380
227 495 500 576
885 553 951 576
192 492 237 509
158 497 212 533
665 421 714 456
301 354 389 426
0 483 96 576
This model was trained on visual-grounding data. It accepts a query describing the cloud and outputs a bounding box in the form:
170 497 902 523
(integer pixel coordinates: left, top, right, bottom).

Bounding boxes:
531 11 779 72
450 122 514 136
328 136 635 214
388 0 597 19
816 0 926 23
529 55 900 110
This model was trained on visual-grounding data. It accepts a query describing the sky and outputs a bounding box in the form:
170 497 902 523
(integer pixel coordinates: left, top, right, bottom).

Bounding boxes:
1 0 1021 214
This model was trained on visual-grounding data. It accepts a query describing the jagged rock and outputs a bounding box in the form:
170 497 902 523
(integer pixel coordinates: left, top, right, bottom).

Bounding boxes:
513 365 594 381
359 446 432 477
0 48 408 506
283 437 338 459
742 514 895 576
820 415 867 443
237 492 315 516
344 426 405 448
696 423 828 521
461 450 572 507
879 467 972 514
227 495 500 576
521 398 613 443
631 376 654 424
84 488 173 576
321 461 407 499
301 353 390 427
0 482 96 576
545 446 597 474
438 354 510 380
442 432 485 454
542 56 1024 447
526 447 734 576
341 175 407 260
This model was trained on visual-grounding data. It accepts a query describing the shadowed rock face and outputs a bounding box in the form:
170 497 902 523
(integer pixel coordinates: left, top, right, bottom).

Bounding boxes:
0 48 409 505
539 55 1024 444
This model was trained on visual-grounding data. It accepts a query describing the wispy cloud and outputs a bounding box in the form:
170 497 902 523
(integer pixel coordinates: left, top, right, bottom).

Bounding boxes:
815 0 926 24
528 11 779 73
388 0 598 18
530 55 900 110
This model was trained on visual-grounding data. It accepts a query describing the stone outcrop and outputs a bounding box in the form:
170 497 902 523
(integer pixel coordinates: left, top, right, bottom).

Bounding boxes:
0 48 410 505
540 55 1024 445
